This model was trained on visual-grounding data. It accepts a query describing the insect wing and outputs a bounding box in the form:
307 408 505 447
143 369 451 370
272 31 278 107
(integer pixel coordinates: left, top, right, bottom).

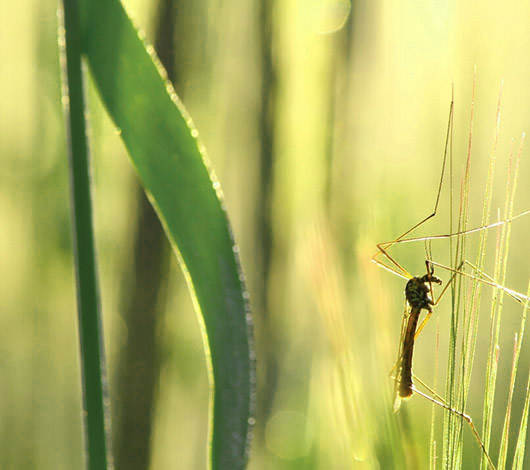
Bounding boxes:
392 301 411 412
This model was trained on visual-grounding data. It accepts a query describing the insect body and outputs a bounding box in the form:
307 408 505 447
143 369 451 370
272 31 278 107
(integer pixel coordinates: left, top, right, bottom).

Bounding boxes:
398 271 442 399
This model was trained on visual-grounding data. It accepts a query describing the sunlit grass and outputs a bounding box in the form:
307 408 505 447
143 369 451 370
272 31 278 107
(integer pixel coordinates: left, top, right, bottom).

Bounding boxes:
306 89 530 469
8 0 530 468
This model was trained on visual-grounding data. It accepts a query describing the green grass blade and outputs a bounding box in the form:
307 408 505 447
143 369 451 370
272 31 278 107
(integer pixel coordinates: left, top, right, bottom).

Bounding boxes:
481 129 522 470
498 337 518 469
512 371 530 470
58 2 112 469
78 0 255 468
509 279 530 470
512 362 530 470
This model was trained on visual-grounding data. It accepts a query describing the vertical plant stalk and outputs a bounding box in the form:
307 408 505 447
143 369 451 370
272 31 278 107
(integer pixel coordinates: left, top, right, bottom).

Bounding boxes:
59 1 112 469
254 0 279 440
113 184 169 470
112 0 176 468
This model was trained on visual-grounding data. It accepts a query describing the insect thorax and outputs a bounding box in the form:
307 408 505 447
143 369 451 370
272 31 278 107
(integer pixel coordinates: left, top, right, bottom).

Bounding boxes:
405 274 441 311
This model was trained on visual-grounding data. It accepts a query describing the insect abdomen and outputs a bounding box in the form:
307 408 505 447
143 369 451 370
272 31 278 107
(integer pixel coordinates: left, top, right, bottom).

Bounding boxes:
399 307 421 398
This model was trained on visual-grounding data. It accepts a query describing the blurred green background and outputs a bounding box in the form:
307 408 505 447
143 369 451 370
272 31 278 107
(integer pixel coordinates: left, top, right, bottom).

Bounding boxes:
3 0 530 468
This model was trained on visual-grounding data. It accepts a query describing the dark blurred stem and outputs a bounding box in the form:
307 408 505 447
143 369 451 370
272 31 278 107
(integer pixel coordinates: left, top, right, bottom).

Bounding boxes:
60 1 112 469
113 187 170 470
112 1 176 469
255 0 279 438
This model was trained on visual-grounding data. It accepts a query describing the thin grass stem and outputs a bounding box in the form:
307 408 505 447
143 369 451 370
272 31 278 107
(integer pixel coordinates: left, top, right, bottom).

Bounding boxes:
59 2 112 469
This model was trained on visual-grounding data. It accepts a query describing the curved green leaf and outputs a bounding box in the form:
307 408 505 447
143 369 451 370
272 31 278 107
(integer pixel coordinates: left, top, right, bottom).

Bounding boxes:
77 0 255 468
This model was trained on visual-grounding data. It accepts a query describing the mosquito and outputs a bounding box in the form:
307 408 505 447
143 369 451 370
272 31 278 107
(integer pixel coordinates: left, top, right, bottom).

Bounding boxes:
372 93 530 470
